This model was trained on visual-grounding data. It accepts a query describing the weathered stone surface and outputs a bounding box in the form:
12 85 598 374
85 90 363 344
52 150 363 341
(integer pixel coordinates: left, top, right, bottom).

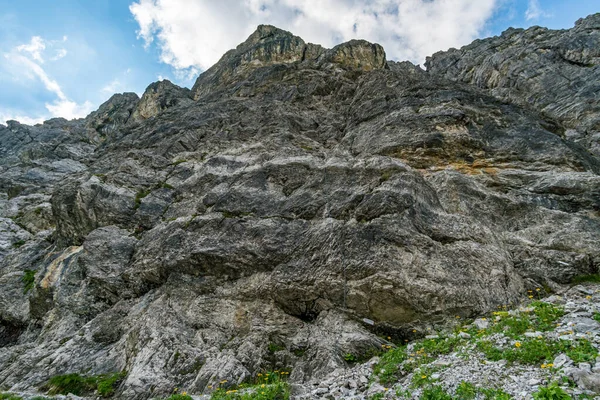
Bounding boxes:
426 13 600 156
0 19 599 399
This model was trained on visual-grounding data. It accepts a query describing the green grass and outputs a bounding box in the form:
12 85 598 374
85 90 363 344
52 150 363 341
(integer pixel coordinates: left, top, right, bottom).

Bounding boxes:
531 302 565 331
479 388 512 400
593 313 600 323
373 345 408 384
134 189 151 209
21 270 35 294
414 336 463 357
209 371 290 400
0 393 23 400
571 274 600 284
421 385 453 400
343 353 357 362
45 371 126 397
532 382 570 400
478 337 598 365
12 240 26 249
163 395 193 400
455 381 477 400
267 343 285 353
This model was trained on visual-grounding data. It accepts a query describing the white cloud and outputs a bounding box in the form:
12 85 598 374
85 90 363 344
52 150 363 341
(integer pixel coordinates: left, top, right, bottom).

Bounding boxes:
50 48 68 61
102 79 123 94
1 36 94 124
45 99 95 120
525 0 550 21
0 112 45 126
16 36 46 63
130 0 499 72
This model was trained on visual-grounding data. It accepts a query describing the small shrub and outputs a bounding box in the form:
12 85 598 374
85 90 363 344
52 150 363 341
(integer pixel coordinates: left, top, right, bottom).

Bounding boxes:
532 382 570 400
22 270 35 294
343 353 357 363
209 371 290 399
421 385 453 400
593 312 600 323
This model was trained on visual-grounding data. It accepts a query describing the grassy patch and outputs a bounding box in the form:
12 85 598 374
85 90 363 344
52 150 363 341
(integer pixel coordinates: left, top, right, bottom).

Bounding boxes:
532 382 570 400
210 371 290 400
45 371 126 397
479 388 512 400
12 240 26 249
163 395 193 400
531 302 565 331
571 274 600 284
0 394 23 400
267 343 285 353
478 337 598 365
373 346 408 384
455 381 477 400
21 270 35 294
421 385 453 400
134 189 151 209
593 313 600 323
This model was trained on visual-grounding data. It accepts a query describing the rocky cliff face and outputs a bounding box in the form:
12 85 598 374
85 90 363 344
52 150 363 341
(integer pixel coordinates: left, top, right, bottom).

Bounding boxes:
0 19 599 399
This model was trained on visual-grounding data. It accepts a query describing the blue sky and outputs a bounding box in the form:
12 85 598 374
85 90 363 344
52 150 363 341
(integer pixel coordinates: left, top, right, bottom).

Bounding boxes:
0 0 597 125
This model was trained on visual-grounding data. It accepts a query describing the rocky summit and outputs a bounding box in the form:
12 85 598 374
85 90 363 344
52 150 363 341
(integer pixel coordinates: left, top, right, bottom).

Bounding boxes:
0 16 599 400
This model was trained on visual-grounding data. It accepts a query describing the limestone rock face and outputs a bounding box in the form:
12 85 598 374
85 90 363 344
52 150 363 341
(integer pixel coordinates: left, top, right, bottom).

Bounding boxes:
131 80 192 122
0 19 600 399
426 13 600 156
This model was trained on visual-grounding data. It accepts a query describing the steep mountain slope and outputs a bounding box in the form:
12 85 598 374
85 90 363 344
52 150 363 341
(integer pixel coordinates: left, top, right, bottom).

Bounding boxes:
0 16 599 399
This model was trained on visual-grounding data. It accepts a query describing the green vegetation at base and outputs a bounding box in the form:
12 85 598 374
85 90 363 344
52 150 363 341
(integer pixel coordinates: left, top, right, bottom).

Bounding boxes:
532 382 570 400
162 395 193 400
0 393 24 400
570 274 600 284
478 338 598 365
44 371 126 397
209 371 290 400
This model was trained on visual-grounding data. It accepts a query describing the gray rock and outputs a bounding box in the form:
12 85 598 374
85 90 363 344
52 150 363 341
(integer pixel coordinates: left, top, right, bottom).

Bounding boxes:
474 319 490 330
553 354 570 369
0 17 599 400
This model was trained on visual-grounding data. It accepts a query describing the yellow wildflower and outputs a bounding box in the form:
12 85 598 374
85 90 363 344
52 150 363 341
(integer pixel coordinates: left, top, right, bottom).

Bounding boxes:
547 363 554 368
528 295 533 299
536 288 541 291
421 375 427 379
261 384 265 388
586 296 592 300
541 364 546 369
515 342 522 348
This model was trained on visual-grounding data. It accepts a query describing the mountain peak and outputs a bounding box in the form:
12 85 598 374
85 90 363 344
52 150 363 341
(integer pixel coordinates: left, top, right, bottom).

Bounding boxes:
191 25 386 99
